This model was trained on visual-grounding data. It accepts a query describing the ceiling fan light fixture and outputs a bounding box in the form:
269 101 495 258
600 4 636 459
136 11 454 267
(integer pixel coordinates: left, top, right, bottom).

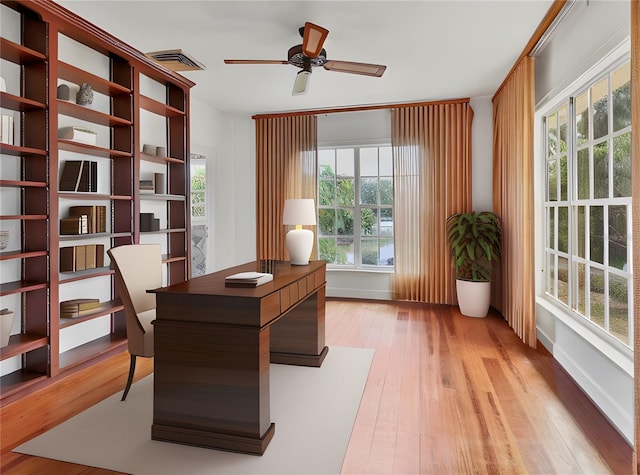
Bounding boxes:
292 69 311 96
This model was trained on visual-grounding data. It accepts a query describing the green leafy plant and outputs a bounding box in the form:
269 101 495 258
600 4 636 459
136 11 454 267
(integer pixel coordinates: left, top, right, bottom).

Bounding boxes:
446 211 501 282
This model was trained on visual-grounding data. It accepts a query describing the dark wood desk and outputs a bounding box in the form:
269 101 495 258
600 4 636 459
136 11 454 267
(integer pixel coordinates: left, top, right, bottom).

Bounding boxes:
150 260 327 455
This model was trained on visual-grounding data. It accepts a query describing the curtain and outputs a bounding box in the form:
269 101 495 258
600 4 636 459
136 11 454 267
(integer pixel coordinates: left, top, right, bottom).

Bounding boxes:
631 0 639 471
492 56 536 347
255 115 317 261
391 101 473 303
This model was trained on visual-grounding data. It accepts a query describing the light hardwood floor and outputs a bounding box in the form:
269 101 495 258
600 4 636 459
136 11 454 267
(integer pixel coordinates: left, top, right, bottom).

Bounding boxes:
0 299 632 474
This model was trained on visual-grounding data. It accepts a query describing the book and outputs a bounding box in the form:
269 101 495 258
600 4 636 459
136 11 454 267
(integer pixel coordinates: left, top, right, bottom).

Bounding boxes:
60 306 101 319
59 160 97 192
60 298 100 312
59 244 104 272
225 272 273 288
60 215 88 235
58 126 97 145
59 160 83 191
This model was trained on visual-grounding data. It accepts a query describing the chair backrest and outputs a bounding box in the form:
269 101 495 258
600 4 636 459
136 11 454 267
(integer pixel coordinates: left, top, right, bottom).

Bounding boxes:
108 244 161 359
108 244 162 317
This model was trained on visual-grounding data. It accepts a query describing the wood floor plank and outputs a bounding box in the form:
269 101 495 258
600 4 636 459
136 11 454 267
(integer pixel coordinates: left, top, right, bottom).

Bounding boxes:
1 299 632 474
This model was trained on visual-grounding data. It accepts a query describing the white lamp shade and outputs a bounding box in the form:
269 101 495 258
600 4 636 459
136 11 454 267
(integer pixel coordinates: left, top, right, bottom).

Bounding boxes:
283 199 316 226
283 199 316 265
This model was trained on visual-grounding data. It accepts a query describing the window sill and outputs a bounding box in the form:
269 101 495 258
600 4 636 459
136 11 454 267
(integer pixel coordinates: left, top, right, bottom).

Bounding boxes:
326 267 394 274
536 296 633 377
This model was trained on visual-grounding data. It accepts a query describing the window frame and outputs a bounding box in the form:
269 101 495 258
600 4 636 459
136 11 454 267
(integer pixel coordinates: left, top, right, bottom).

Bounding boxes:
540 50 633 350
317 143 394 270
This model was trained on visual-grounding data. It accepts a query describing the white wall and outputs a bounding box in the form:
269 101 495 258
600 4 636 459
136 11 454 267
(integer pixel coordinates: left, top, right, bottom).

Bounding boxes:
532 0 632 443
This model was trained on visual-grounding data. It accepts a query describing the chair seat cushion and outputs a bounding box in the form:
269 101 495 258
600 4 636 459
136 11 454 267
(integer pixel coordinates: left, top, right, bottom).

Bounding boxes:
137 308 156 333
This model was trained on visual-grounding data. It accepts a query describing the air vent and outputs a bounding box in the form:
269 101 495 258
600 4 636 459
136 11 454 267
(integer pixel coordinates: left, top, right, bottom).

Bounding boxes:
145 49 206 72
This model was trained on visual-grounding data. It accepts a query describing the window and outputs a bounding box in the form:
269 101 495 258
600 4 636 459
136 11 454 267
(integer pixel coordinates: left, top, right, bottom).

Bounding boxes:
190 155 207 222
544 60 632 346
318 145 394 268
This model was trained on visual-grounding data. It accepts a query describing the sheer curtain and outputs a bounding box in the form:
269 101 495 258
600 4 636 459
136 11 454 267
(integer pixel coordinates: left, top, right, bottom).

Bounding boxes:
631 0 639 469
255 115 317 261
391 101 473 303
492 56 536 347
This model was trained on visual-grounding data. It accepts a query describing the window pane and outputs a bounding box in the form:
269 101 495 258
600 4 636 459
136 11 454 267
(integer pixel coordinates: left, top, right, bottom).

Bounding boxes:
558 207 568 253
590 206 604 264
548 113 557 156
593 141 608 199
360 177 377 205
558 105 568 146
560 155 568 201
576 262 586 315
590 267 605 329
336 237 354 265
191 191 205 207
336 178 354 206
379 147 393 176
191 165 206 190
612 62 631 132
361 238 379 265
547 159 557 201
319 178 335 206
380 208 393 237
319 237 337 264
318 209 335 235
319 149 336 177
577 206 585 258
191 205 205 218
336 148 354 176
558 256 569 306
608 205 627 271
613 132 631 197
547 253 555 296
548 207 555 249
360 148 378 176
336 209 354 235
380 238 394 266
609 274 629 344
591 77 608 140
576 92 589 145
361 208 376 236
379 177 393 206
576 148 589 200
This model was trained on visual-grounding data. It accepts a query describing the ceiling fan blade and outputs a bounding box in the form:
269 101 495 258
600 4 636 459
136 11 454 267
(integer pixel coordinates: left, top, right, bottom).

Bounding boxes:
224 59 288 65
302 22 329 59
323 60 386 77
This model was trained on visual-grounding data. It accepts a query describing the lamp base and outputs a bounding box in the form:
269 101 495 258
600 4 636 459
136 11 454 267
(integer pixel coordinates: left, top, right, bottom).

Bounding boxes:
286 229 314 265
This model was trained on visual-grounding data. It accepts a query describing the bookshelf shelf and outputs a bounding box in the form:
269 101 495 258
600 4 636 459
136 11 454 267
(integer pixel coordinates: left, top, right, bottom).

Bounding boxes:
58 140 131 159
0 37 46 64
0 144 46 157
0 250 48 261
58 100 132 127
59 300 125 328
0 180 47 188
0 280 48 297
0 91 46 111
0 334 49 361
140 152 184 164
140 94 185 117
58 62 132 96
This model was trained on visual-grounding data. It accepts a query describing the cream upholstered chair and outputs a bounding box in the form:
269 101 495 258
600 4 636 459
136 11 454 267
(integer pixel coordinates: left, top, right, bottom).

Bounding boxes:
107 244 162 401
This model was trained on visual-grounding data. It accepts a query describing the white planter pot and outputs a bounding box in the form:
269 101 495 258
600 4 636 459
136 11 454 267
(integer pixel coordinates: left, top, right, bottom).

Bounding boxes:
0 310 14 348
456 279 491 318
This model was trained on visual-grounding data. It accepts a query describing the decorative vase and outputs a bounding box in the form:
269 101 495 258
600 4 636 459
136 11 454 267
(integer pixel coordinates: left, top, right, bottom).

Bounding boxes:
456 279 491 318
0 309 14 348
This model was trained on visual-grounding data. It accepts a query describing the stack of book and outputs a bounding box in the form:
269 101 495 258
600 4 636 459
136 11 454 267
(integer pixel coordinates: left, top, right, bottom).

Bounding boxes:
60 298 100 318
139 179 154 194
59 160 98 192
68 205 107 233
225 272 273 288
60 244 105 272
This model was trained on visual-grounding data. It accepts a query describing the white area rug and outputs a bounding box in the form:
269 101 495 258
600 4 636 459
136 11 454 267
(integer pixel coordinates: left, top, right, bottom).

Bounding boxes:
16 346 374 475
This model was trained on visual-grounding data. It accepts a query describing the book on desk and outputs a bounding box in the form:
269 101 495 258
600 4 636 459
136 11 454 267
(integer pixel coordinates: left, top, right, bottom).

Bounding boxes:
224 272 273 288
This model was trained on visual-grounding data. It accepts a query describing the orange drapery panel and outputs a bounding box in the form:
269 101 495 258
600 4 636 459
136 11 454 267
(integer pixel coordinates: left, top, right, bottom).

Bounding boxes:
391 102 473 303
255 115 317 261
492 56 536 347
631 0 639 471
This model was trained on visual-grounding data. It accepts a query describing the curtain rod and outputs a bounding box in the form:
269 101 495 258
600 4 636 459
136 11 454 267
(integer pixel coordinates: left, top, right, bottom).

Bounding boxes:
529 0 578 56
252 97 471 120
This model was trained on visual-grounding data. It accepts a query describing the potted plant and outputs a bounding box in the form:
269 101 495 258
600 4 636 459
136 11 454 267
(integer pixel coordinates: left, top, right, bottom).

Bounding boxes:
446 211 501 317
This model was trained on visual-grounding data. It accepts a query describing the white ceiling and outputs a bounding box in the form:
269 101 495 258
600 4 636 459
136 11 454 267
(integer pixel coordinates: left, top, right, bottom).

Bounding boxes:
57 0 554 116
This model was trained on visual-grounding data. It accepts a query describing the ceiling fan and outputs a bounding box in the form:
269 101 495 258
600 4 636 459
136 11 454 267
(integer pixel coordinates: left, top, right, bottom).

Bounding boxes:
224 22 387 96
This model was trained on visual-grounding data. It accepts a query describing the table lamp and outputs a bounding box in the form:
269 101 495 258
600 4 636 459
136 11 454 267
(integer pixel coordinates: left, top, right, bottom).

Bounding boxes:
283 198 316 265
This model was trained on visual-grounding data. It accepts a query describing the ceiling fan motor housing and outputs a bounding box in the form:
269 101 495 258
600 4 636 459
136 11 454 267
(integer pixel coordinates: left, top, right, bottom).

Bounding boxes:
288 45 327 69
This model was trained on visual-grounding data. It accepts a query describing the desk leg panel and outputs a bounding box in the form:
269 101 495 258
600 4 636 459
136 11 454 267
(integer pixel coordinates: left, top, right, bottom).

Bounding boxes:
152 319 272 449
270 286 328 367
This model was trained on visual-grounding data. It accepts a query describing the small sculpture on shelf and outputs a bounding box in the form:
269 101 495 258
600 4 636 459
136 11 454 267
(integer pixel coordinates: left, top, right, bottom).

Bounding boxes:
0 308 14 348
57 84 70 101
76 82 93 105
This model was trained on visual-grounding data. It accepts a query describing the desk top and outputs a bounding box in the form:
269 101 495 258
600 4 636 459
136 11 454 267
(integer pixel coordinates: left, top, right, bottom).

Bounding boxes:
154 260 325 298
